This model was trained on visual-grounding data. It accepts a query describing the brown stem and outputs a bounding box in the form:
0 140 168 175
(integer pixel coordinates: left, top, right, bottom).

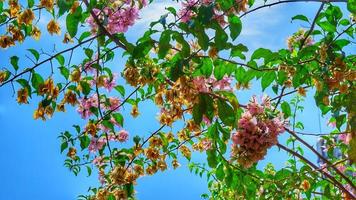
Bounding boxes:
299 2 325 49
285 127 356 190
0 35 99 87
82 0 127 50
277 143 355 198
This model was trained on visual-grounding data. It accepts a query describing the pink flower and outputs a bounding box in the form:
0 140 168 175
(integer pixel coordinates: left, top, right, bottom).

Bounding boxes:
232 131 241 145
103 73 117 92
193 77 210 93
178 0 198 23
202 115 211 125
201 138 212 150
238 112 257 131
247 96 264 115
89 137 106 153
77 94 100 119
338 133 351 144
99 173 106 185
231 95 287 168
87 6 140 35
327 120 336 128
337 164 346 173
92 156 105 167
107 97 121 111
117 129 129 142
213 76 233 91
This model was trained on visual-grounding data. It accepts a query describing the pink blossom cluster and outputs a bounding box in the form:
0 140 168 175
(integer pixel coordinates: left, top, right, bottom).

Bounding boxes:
77 95 121 119
192 76 233 93
178 0 226 25
287 29 314 51
89 130 129 153
201 138 212 150
338 133 351 145
86 3 142 35
231 96 287 168
77 94 99 119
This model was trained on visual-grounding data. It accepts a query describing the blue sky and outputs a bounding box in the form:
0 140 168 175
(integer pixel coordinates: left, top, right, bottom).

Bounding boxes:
0 1 350 199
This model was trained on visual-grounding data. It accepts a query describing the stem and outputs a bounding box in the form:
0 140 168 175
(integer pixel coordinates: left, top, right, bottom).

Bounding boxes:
285 127 356 190
0 35 99 87
277 143 355 198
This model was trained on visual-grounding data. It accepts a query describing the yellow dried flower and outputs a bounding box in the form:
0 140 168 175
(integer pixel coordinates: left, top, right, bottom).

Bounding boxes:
47 19 61 35
40 0 54 10
17 9 35 25
17 88 29 104
0 35 15 48
31 26 41 40
131 104 140 118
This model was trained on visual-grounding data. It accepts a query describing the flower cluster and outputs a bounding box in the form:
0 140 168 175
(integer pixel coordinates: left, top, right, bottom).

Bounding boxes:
88 130 128 153
178 0 249 24
287 29 314 51
87 2 143 35
231 96 287 168
192 76 233 93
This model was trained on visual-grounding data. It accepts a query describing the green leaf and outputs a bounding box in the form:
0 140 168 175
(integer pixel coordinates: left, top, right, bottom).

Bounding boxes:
349 136 356 164
66 6 82 37
166 7 176 15
10 56 19 71
55 54 65 66
80 81 91 96
230 44 248 60
27 49 40 61
16 79 32 96
217 99 235 126
59 66 69 79
347 0 356 14
199 58 213 77
214 64 226 80
192 103 203 124
192 22 209 51
60 142 68 153
335 114 346 130
114 85 125 97
281 101 291 118
57 0 74 16
28 0 34 7
216 164 225 181
86 166 92 177
228 15 242 40
207 149 218 168
318 21 336 33
112 113 124 127
79 135 90 150
235 67 246 82
158 30 171 59
197 5 214 24
102 120 114 132
291 15 309 23
172 31 190 58
213 23 228 50
31 72 44 90
78 31 91 42
251 48 273 63
261 72 276 91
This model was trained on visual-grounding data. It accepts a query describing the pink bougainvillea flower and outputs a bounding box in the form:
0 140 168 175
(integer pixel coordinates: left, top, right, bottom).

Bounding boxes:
213 76 233 91
201 138 212 150
338 133 351 144
178 0 198 23
88 137 106 153
77 94 100 119
117 129 129 142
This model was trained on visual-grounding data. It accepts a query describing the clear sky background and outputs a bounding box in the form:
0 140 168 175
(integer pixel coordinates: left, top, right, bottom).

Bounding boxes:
0 1 351 199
